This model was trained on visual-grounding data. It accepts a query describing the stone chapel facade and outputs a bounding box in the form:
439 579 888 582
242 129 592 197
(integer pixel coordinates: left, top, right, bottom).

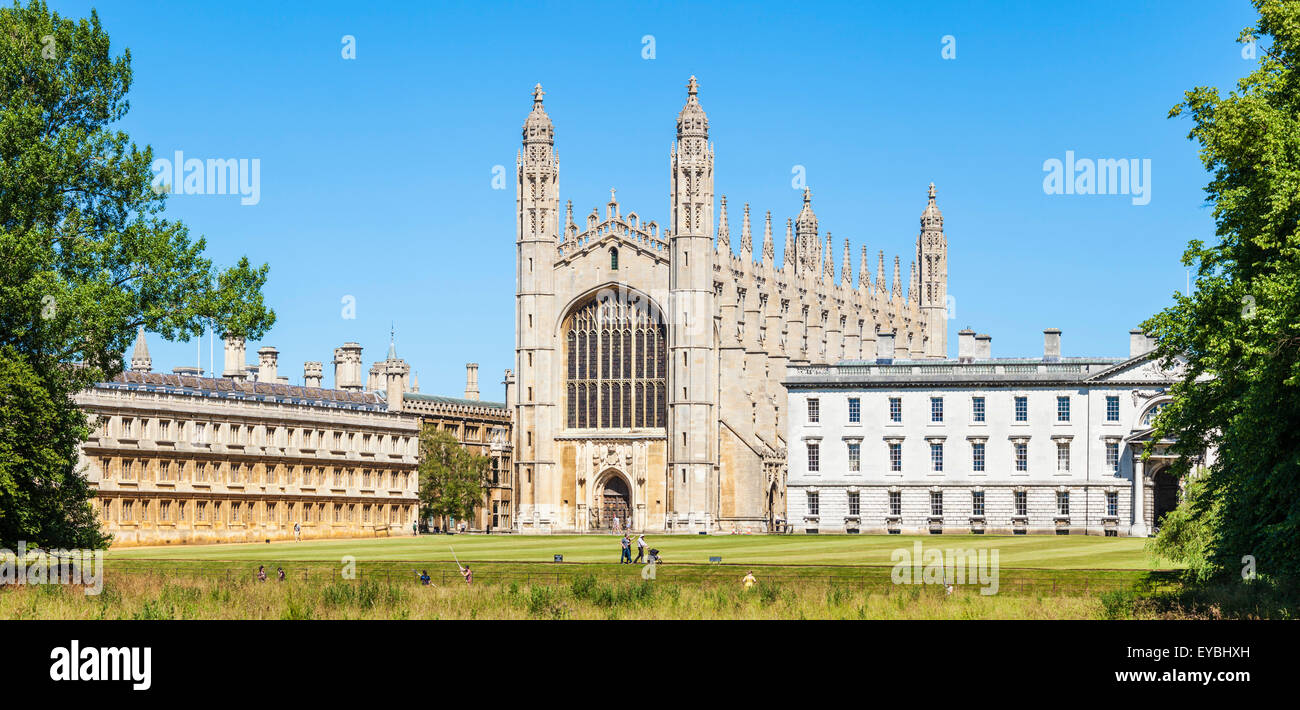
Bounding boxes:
512 77 949 534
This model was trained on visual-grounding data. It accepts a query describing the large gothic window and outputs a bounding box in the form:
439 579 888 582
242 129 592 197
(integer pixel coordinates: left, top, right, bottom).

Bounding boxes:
565 295 666 429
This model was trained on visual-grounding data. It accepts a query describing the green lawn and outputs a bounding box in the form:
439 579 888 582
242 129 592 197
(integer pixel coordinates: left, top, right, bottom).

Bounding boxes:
106 532 1175 570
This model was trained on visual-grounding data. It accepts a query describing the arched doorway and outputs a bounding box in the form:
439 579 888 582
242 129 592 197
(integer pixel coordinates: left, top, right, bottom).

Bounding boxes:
596 472 631 530
1152 467 1180 530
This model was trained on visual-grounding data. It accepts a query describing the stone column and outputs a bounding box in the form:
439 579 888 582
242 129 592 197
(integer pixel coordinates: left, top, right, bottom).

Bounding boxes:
1130 453 1147 537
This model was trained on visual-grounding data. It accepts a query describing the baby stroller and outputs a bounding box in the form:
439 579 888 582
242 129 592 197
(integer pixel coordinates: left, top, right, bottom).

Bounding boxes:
646 548 663 564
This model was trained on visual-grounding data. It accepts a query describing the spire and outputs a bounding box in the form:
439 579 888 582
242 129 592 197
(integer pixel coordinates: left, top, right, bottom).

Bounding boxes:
795 187 819 275
716 195 730 252
892 255 902 300
876 251 887 296
129 325 152 373
921 181 943 229
522 83 554 144
564 199 574 240
823 232 834 282
908 260 917 304
783 218 795 271
762 211 775 265
676 75 708 140
740 203 753 255
841 238 852 287
859 245 870 291
388 322 398 360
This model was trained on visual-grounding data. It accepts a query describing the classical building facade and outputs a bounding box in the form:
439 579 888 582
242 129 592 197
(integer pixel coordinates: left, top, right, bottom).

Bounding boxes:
75 330 422 546
402 364 514 531
784 328 1205 536
513 77 949 533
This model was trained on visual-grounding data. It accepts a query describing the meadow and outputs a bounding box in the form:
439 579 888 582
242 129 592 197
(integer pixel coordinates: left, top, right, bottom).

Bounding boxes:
2 533 1238 619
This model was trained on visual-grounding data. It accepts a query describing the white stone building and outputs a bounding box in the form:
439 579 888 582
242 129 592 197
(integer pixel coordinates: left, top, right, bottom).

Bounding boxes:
784 328 1202 537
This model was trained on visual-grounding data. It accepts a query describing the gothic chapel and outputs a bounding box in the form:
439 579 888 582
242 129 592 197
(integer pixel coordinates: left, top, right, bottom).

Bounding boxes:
513 77 949 533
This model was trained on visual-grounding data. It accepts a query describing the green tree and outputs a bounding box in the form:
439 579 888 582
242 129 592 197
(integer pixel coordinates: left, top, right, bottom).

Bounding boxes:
416 427 490 529
1143 0 1300 581
0 1 275 550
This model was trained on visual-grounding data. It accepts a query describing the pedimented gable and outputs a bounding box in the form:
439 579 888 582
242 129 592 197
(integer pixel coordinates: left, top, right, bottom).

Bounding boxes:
1086 352 1187 384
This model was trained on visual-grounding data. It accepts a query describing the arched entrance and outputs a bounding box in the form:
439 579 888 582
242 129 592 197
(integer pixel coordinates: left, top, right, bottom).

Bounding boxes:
1152 467 1180 530
595 472 632 530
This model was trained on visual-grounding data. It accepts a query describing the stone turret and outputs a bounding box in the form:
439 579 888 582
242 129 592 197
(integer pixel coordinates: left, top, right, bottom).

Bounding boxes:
257 346 278 383
129 326 152 372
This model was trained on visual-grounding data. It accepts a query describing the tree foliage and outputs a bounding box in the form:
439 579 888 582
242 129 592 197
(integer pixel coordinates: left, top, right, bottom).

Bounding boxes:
1144 0 1300 581
416 426 491 528
0 1 275 549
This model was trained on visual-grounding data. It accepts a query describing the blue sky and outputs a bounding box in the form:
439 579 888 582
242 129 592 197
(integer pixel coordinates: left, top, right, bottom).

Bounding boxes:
51 0 1260 399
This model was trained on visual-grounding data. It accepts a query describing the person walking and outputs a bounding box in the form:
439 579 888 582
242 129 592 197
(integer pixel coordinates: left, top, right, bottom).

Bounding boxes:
634 535 647 564
620 534 632 564
257 565 267 582
742 570 757 590
293 521 301 542
612 514 620 533
276 566 286 582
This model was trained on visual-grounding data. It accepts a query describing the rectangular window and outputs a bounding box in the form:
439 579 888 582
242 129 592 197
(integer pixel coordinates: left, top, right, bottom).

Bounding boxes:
972 491 985 517
1015 442 1028 472
1014 396 1028 422
807 398 820 424
889 397 902 423
1106 491 1118 517
806 491 819 516
972 442 985 472
847 442 860 472
889 491 901 517
807 442 820 472
847 398 860 423
1057 491 1070 516
930 442 943 472
1015 490 1028 517
930 491 943 517
1106 441 1120 472
1057 441 1071 471
1106 395 1120 422
930 397 944 423
972 396 985 423
847 492 860 517
888 442 902 472
1057 395 1070 422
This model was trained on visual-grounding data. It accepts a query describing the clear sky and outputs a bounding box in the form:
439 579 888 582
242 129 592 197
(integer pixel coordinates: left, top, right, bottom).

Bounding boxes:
50 0 1260 399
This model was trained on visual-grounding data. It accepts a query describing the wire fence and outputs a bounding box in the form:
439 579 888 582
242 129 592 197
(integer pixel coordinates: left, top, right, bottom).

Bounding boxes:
91 563 1180 596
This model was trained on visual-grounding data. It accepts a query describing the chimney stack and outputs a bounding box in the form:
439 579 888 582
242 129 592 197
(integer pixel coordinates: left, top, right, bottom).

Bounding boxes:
465 363 480 401
222 335 246 380
1043 328 1061 361
1130 329 1153 358
257 346 279 382
975 333 992 359
875 331 896 362
957 329 976 362
333 342 363 391
304 362 323 388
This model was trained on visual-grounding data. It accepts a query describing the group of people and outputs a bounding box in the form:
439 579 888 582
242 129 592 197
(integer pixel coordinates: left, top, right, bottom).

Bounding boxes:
619 533 650 564
256 565 286 582
414 565 473 587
